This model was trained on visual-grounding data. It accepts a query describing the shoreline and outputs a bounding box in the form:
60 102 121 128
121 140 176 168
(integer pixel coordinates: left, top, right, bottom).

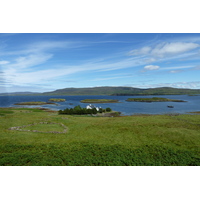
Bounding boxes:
1 106 200 117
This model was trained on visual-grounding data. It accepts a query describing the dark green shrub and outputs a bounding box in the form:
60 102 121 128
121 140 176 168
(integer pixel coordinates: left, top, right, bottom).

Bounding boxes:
99 108 103 113
106 107 112 112
58 106 112 115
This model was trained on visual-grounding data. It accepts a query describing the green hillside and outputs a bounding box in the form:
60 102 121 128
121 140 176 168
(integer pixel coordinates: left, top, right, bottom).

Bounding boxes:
43 86 200 96
0 107 200 166
2 86 200 96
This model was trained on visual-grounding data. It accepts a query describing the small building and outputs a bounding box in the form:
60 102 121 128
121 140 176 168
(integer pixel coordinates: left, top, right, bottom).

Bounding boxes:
86 104 100 111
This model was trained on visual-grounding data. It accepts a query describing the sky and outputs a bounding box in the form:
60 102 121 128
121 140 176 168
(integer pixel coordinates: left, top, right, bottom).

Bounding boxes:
1 33 200 93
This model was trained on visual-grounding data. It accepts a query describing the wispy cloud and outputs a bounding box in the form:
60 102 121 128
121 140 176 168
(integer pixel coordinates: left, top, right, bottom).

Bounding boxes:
0 60 9 65
142 65 160 72
1 34 200 92
129 42 200 58
10 53 53 69
128 81 200 89
191 65 200 70
151 42 199 57
169 70 183 73
0 40 85 57
161 65 194 70
92 74 134 81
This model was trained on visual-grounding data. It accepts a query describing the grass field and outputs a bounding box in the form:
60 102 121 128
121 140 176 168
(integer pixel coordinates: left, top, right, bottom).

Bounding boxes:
0 107 200 166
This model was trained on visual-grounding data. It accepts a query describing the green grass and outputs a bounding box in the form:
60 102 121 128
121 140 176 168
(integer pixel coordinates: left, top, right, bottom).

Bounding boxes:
19 123 66 133
0 108 14 116
0 107 200 166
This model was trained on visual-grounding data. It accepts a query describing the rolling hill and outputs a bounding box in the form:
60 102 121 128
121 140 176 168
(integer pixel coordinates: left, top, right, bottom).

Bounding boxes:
42 86 200 96
1 87 200 96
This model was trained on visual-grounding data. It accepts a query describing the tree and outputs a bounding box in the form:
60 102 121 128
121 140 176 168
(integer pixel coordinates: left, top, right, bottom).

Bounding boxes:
58 110 63 114
92 108 97 114
58 105 110 115
106 107 112 112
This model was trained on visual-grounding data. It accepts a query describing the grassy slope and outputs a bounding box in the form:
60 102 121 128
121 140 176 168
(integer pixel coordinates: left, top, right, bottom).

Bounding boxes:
0 108 200 166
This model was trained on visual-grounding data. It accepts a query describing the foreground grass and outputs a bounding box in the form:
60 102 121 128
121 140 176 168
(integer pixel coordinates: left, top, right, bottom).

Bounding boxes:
0 107 200 166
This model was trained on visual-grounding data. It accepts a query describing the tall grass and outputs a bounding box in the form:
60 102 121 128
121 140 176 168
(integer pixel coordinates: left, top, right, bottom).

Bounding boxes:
0 143 199 166
0 108 200 166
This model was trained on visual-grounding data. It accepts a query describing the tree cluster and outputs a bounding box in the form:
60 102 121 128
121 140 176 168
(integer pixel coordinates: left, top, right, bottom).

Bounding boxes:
58 105 112 115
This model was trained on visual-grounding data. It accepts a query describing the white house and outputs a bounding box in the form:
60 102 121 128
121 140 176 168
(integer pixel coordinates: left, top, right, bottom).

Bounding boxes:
86 104 100 111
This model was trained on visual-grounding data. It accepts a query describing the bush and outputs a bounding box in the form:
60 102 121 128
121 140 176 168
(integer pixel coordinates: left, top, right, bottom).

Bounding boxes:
106 107 112 112
99 108 103 113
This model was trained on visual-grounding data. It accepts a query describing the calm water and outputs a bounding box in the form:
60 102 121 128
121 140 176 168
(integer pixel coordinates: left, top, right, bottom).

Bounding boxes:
0 95 200 115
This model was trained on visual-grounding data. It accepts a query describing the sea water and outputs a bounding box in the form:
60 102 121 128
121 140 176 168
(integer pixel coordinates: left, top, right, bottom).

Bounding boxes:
0 95 200 115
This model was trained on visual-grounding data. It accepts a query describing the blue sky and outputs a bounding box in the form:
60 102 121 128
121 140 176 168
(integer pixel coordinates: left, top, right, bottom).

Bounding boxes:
1 33 200 93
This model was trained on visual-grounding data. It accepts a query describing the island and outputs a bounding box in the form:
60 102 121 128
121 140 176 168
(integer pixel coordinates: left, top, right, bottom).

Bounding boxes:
14 101 57 105
48 98 66 102
126 97 187 102
80 99 119 103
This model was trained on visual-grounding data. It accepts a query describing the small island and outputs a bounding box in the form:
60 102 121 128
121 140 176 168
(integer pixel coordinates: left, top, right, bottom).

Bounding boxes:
48 98 66 102
14 101 57 105
80 99 119 103
126 97 187 102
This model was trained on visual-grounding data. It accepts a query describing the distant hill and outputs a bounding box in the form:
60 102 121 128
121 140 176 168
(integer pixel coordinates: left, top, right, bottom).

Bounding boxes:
42 86 200 96
0 92 40 96
43 86 142 96
1 87 200 96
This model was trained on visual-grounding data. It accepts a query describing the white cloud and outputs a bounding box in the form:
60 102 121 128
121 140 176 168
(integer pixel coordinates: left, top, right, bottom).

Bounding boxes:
129 42 200 58
162 65 193 70
0 40 85 57
2 37 200 92
151 42 199 57
143 65 160 71
144 58 157 63
92 74 133 81
192 65 200 70
129 81 200 89
2 55 143 87
169 70 183 73
129 46 151 55
27 41 82 53
0 60 9 65
13 53 53 69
